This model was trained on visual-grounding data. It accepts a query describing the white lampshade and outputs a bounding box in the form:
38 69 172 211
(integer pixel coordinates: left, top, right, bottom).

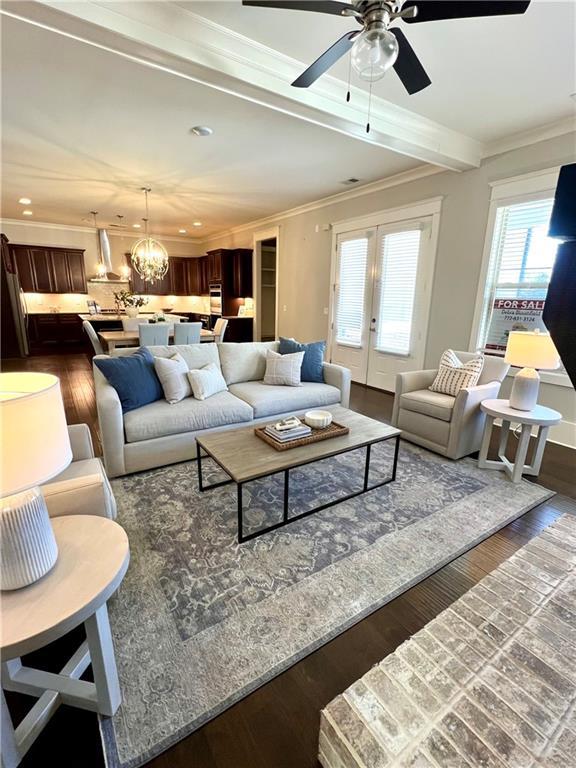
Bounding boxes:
0 373 72 497
504 330 560 370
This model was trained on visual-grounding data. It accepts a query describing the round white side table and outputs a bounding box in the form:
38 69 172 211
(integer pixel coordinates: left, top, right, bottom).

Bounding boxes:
478 398 561 484
1 515 129 768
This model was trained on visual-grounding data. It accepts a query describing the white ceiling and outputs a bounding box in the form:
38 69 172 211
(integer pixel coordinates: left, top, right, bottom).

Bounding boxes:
1 1 574 237
0 14 420 236
190 0 576 142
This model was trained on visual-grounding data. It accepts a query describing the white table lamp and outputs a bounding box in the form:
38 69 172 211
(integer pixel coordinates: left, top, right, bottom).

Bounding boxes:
504 330 560 411
0 373 72 590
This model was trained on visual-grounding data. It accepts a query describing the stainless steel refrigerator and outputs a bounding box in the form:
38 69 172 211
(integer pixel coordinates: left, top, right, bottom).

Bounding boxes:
1 255 29 357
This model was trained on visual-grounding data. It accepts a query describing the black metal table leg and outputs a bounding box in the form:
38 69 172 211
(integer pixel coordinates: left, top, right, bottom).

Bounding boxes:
237 483 244 543
392 434 400 481
363 443 371 491
283 469 289 522
196 440 204 492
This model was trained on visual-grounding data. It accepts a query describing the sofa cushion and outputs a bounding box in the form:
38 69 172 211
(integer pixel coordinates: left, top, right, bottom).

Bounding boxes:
279 337 326 382
95 347 163 413
218 341 279 385
400 389 455 422
154 353 192 404
263 349 305 386
187 363 228 400
228 380 340 419
123 391 253 443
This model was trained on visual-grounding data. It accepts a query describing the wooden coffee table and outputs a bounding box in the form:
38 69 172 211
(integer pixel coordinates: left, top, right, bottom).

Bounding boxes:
196 405 400 543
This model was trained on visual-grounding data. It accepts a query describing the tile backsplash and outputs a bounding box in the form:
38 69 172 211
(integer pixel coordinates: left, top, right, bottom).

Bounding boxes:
25 284 210 315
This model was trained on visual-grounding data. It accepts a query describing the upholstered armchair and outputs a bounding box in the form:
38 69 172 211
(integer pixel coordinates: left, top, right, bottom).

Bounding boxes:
40 423 117 519
392 352 510 460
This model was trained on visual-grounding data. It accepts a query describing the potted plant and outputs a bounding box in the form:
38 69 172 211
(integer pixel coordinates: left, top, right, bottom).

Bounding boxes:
113 290 149 318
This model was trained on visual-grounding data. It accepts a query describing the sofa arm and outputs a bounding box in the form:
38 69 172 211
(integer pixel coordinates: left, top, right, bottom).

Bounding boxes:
392 369 438 426
447 381 502 458
93 359 126 478
323 363 351 408
67 423 94 461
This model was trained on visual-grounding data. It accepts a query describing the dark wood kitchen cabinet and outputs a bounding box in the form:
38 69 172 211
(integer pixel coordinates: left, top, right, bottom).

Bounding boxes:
127 255 208 296
28 313 85 354
231 249 253 297
207 250 223 283
11 245 86 293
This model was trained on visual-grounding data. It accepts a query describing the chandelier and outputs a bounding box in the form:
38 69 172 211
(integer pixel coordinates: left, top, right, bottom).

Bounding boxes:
131 187 169 284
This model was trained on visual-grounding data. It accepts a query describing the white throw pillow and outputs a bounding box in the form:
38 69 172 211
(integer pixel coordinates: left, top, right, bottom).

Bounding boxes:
429 349 484 396
263 349 304 387
154 353 192 404
187 363 228 400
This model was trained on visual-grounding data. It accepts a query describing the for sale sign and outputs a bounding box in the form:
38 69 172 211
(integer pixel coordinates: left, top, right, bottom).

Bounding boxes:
484 298 547 352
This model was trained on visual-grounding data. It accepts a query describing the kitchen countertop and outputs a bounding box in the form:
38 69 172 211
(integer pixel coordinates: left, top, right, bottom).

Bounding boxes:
78 313 188 322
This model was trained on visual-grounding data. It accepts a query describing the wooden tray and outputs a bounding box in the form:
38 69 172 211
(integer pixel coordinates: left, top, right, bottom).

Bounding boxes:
255 421 350 451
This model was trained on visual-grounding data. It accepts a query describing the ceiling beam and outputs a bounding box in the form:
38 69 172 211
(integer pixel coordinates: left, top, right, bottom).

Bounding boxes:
2 0 482 171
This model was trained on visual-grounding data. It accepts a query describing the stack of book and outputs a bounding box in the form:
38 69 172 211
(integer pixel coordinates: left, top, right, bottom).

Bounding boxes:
265 417 312 444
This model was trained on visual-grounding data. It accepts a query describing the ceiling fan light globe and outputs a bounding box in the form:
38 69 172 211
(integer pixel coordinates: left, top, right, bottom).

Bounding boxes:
351 28 399 81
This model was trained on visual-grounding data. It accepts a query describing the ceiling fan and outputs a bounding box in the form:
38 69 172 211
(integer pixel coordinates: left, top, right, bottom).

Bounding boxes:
242 1 531 95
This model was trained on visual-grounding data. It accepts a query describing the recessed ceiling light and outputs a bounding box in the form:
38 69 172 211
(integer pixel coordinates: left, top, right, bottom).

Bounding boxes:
22 210 33 216
133 223 141 229
340 178 361 185
18 197 32 205
190 126 213 137
179 229 187 234
192 221 203 227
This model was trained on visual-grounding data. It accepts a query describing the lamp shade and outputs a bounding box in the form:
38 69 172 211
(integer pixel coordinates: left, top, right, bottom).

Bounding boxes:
504 331 560 370
0 373 72 497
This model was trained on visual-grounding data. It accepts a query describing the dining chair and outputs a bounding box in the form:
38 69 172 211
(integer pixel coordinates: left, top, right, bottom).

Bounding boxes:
82 320 104 355
213 318 228 343
174 322 202 344
139 323 170 346
122 318 149 332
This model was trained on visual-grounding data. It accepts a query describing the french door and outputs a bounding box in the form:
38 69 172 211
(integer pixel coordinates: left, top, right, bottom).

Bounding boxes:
330 216 436 391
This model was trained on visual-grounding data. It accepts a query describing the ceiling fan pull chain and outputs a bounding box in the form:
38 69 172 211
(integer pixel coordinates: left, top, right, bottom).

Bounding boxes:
346 50 352 102
366 74 373 133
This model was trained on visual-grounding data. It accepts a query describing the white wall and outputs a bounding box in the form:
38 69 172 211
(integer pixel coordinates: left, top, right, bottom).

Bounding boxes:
199 132 576 446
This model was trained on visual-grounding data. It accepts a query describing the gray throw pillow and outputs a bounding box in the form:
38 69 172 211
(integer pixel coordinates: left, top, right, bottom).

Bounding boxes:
187 363 228 400
263 350 304 386
154 353 192 404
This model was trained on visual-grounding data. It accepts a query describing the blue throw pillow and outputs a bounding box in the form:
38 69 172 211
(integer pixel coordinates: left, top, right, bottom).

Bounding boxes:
95 347 163 413
279 337 326 383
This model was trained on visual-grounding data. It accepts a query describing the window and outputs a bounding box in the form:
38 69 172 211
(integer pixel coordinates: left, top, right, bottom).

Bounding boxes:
334 235 369 346
375 228 421 356
476 197 559 352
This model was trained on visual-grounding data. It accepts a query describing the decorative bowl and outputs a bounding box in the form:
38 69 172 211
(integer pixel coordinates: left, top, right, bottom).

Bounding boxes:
304 410 333 429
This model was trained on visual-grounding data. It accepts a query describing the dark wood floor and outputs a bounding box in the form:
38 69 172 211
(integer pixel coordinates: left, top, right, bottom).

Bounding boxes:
3 353 575 768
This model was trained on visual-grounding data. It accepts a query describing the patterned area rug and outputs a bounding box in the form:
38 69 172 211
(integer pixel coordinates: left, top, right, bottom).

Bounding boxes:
100 441 553 768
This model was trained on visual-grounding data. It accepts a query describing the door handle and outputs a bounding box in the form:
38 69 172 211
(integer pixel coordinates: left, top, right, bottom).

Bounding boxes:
370 318 376 331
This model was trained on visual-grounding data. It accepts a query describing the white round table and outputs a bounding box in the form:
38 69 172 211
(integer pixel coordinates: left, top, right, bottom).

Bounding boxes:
478 399 561 484
1 515 129 768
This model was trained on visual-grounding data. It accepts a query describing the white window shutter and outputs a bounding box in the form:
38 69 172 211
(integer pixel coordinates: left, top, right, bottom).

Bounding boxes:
375 229 422 356
334 235 369 347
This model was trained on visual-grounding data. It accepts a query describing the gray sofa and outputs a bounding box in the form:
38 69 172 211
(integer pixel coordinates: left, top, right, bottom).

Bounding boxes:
94 341 351 477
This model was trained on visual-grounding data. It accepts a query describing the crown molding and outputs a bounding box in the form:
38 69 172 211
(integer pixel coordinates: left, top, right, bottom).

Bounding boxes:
199 164 444 244
483 117 576 159
2 0 481 171
0 218 202 244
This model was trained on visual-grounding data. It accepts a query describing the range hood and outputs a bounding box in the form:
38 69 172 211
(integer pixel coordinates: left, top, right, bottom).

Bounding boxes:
96 228 120 280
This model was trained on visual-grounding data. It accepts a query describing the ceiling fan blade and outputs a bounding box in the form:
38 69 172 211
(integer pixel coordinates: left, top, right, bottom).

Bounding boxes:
389 28 431 94
242 0 356 16
292 31 358 88
401 0 530 23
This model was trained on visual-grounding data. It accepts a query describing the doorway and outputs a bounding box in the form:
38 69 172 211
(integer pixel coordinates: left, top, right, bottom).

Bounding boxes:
329 200 441 391
253 227 279 342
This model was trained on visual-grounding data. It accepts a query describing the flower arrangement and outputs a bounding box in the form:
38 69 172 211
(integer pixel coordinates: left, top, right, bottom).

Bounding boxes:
113 290 149 316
